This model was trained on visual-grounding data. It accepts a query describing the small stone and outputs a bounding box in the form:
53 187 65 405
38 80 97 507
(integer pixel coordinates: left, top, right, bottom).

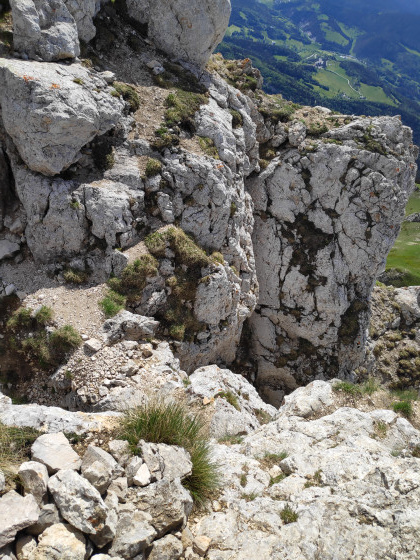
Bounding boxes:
34 523 86 560
193 535 211 557
15 535 37 560
108 440 131 467
107 477 128 502
27 503 62 536
133 463 151 487
147 534 183 560
126 456 143 486
181 527 194 549
84 339 102 353
18 461 49 505
0 240 20 261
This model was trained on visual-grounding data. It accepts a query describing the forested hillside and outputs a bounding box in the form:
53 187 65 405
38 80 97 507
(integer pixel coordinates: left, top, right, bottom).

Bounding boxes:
218 0 420 162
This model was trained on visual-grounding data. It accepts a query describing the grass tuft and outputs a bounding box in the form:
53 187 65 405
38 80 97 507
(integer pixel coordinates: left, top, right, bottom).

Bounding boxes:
145 227 210 268
113 82 140 112
119 399 219 506
392 400 413 418
280 504 299 524
145 158 162 177
216 390 240 411
100 290 126 318
0 423 40 486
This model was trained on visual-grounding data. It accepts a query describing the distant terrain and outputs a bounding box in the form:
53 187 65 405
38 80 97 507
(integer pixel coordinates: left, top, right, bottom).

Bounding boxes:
218 0 420 166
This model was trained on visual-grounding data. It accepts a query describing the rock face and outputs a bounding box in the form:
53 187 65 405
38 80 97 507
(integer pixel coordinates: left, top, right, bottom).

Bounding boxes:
247 116 418 404
0 59 123 175
126 0 232 68
192 381 420 559
10 0 80 61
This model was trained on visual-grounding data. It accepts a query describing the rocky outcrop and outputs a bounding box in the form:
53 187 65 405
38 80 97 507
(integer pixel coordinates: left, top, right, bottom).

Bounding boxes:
126 0 231 68
247 115 417 405
1 380 420 559
10 0 99 61
0 59 123 175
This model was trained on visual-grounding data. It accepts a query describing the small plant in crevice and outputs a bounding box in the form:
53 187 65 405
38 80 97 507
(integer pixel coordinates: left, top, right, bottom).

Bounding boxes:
112 82 140 112
145 158 162 177
215 390 240 411
119 399 219 506
280 504 299 524
63 268 90 285
218 434 244 445
198 136 219 159
99 289 126 318
164 89 208 132
392 400 413 418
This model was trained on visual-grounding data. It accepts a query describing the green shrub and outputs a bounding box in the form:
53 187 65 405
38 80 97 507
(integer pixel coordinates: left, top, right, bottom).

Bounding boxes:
49 325 82 358
145 227 210 268
280 504 299 524
392 400 413 418
361 377 380 395
6 308 32 331
269 474 286 486
145 158 162 177
113 82 140 112
34 306 53 326
108 255 158 303
120 399 219 505
230 109 243 128
100 290 126 318
165 89 208 131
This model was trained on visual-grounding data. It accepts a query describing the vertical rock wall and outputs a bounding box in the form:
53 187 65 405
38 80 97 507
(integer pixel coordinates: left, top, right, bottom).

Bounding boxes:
247 116 418 405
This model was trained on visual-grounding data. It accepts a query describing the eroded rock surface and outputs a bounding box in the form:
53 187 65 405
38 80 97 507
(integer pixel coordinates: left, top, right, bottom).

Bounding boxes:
126 0 231 68
247 116 418 404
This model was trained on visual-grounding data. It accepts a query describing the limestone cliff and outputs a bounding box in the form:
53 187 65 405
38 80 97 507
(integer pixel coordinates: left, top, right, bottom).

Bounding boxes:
0 0 417 405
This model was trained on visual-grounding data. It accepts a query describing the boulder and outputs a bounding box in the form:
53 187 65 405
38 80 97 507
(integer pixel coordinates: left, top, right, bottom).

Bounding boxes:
30 523 86 560
0 393 121 434
64 0 97 42
131 478 193 537
31 433 81 474
48 470 108 535
102 311 159 344
27 504 63 536
108 440 131 467
0 59 123 175
18 461 49 505
10 0 80 61
0 240 20 262
16 535 37 560
139 441 192 482
0 491 40 548
126 0 231 68
108 512 157 559
148 535 183 560
81 445 124 493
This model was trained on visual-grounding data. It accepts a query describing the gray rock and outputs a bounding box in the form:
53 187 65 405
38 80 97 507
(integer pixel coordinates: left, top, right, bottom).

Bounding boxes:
126 0 231 68
48 470 108 535
247 115 418 403
15 535 37 560
125 457 143 487
31 523 86 560
108 440 131 467
102 311 159 344
18 461 49 505
0 59 123 175
84 339 102 353
132 464 151 487
0 240 20 261
27 503 63 536
89 508 118 548
139 441 192 482
31 433 81 474
108 512 157 559
147 535 183 560
131 478 193 537
107 477 128 502
0 393 121 435
65 0 97 42
189 365 276 438
10 0 80 61
0 470 5 494
0 491 40 548
81 445 124 493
